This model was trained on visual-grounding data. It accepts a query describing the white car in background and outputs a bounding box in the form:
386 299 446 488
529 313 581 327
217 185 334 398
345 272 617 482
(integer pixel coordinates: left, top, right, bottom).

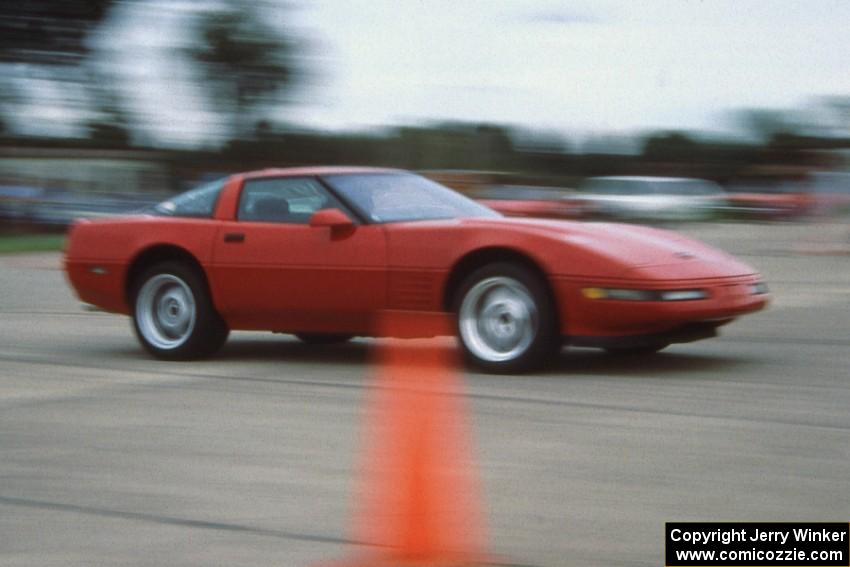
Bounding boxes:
808 171 850 216
578 176 726 221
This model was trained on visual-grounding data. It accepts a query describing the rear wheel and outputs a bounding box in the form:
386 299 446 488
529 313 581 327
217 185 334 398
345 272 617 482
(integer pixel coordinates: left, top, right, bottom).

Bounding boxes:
295 333 353 345
132 261 229 360
454 262 559 373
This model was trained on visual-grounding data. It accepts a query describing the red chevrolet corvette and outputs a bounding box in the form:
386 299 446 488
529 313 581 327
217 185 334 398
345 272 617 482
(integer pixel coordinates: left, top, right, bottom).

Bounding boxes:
64 167 769 372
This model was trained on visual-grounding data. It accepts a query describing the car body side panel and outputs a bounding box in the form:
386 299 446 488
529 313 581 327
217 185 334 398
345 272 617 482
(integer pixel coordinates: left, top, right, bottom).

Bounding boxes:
383 218 641 338
476 199 584 219
208 221 388 333
64 254 128 314
203 173 390 334
64 217 221 314
384 220 562 312
65 176 245 315
381 218 767 337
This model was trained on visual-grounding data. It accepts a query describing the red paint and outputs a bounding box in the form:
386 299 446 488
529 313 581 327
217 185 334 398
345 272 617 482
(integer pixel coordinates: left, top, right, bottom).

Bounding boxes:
64 167 769 343
477 197 587 219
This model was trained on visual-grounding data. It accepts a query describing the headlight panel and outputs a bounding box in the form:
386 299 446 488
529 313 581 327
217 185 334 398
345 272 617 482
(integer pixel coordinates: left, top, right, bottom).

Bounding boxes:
581 287 708 301
750 281 769 295
658 289 708 301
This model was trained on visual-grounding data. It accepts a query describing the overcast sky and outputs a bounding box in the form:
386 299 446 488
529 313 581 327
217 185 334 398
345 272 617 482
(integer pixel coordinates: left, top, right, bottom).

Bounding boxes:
96 0 850 146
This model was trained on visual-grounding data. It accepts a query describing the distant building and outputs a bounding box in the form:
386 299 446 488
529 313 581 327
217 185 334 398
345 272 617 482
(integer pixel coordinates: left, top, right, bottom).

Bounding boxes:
0 147 173 194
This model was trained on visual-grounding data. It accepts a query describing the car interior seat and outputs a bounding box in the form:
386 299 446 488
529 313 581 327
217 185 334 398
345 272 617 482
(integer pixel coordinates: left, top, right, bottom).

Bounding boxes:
249 197 291 222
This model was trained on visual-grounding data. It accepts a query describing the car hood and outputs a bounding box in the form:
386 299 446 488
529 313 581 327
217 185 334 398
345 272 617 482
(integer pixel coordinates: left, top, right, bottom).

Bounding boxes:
454 217 753 275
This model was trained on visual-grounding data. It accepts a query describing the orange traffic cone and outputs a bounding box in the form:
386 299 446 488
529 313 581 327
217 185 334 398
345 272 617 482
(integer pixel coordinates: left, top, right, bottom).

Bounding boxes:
321 312 489 566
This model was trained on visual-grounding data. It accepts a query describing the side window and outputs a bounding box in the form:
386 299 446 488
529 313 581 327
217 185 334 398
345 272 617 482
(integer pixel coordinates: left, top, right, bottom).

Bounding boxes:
154 178 225 218
237 177 344 224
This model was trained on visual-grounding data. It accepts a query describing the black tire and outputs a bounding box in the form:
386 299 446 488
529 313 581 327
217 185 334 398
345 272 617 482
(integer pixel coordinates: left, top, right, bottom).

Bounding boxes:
294 333 353 345
131 261 229 360
453 262 560 373
604 343 669 356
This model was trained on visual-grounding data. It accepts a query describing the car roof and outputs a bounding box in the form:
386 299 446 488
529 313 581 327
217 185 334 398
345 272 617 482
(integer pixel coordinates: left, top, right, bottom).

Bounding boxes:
241 166 403 179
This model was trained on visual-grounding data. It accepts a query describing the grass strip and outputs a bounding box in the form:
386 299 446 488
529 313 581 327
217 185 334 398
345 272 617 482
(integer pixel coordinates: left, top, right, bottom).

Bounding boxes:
0 234 66 254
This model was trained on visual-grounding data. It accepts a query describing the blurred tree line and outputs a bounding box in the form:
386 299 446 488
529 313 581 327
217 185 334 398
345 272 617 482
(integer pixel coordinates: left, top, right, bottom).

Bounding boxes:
1 0 849 190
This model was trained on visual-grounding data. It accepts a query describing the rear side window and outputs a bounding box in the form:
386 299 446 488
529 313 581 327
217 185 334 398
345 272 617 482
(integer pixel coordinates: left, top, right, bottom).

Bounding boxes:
154 178 225 218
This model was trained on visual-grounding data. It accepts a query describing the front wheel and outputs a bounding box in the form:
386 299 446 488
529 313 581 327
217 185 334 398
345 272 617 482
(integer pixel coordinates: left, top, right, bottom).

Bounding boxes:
454 262 559 373
132 261 229 360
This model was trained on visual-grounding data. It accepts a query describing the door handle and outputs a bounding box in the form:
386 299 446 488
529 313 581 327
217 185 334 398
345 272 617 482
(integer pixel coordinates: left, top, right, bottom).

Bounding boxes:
224 232 245 243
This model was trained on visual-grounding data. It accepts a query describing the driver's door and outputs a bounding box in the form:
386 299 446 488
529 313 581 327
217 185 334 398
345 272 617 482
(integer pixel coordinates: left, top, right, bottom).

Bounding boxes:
209 176 387 334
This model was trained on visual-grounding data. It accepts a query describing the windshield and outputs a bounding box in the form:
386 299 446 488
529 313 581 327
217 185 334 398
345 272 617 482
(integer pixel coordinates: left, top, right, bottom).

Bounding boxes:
322 172 499 223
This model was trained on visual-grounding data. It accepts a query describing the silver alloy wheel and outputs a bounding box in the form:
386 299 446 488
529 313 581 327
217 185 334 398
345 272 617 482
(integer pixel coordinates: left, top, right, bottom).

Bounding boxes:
135 274 197 350
458 276 538 363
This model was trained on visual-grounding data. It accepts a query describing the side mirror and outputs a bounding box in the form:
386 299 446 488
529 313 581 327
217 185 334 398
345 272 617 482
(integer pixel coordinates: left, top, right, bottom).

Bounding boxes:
309 208 356 233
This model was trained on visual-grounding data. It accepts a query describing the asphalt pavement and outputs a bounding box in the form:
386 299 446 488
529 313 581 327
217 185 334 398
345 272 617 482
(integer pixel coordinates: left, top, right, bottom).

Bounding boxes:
1 221 849 567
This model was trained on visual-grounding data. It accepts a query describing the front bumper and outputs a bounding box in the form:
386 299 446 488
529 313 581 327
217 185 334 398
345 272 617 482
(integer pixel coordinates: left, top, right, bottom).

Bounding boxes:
569 320 726 349
553 274 769 338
